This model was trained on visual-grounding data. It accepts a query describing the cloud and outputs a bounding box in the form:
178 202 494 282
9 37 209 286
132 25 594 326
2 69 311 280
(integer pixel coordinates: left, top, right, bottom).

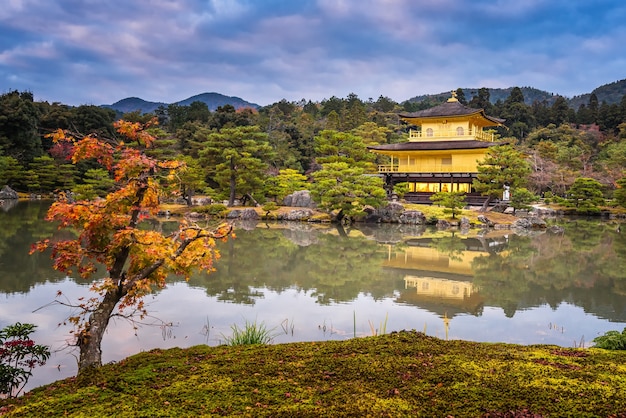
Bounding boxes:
0 0 624 105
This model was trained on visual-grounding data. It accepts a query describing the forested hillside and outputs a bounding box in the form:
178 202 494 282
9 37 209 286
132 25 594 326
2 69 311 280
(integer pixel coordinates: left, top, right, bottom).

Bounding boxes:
102 92 260 115
407 79 626 108
1 85 626 215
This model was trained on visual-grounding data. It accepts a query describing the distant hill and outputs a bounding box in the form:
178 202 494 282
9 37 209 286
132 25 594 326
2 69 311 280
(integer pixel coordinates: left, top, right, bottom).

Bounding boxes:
406 87 558 107
405 79 626 108
103 92 260 114
568 79 626 109
102 97 167 114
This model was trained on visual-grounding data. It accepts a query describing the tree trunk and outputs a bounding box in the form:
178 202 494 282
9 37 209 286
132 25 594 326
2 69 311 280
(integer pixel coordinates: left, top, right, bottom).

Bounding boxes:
228 157 236 207
77 288 124 373
480 195 493 212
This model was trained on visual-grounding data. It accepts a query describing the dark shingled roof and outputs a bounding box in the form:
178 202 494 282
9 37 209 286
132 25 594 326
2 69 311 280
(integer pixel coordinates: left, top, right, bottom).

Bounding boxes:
368 140 497 152
399 101 505 125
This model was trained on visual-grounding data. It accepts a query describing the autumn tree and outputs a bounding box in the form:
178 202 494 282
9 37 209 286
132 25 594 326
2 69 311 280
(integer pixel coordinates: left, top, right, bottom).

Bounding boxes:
473 144 531 210
31 119 232 373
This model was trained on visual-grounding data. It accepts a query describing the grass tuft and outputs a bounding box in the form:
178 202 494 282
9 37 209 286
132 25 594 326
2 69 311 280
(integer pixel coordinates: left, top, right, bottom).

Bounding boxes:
222 319 275 346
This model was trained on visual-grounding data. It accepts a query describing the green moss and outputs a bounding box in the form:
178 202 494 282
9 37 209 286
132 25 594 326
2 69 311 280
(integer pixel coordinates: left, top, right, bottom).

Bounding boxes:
3 332 626 416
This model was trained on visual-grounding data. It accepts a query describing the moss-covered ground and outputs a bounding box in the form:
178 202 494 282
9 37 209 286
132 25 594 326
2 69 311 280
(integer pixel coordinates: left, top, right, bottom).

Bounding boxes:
2 331 626 417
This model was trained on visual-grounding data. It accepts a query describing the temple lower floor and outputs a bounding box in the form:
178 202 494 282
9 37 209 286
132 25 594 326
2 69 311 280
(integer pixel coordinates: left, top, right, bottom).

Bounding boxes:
381 172 493 205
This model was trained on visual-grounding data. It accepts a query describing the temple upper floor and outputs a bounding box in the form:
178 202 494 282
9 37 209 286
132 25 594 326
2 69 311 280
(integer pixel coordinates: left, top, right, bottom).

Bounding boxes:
400 92 504 142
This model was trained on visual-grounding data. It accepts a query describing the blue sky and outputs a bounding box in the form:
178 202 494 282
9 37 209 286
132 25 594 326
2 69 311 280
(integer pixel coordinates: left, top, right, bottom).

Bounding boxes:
1 0 625 106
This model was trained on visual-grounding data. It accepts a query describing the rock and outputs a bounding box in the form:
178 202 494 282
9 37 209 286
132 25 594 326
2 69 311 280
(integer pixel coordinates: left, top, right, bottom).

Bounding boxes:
399 210 425 225
226 209 242 219
239 208 259 220
513 216 547 230
491 202 508 213
375 202 405 223
512 218 531 229
283 209 314 221
0 185 18 200
193 197 212 206
477 215 494 227
436 219 451 229
460 217 471 229
528 216 547 229
283 190 315 208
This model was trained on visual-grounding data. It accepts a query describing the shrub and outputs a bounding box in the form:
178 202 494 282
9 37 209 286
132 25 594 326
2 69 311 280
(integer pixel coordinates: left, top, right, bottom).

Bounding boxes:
196 203 228 217
1 323 50 398
593 328 626 350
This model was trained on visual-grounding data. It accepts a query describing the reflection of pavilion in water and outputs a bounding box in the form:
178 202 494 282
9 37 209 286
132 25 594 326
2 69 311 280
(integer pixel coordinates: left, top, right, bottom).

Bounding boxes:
385 235 509 335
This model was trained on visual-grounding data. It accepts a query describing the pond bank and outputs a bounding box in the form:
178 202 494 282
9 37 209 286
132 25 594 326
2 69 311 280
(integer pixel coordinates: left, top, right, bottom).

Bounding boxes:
2 331 625 417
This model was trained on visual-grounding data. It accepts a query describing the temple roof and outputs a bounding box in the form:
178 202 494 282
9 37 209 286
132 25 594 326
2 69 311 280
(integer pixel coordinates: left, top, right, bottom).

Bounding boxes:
399 99 505 127
368 140 497 152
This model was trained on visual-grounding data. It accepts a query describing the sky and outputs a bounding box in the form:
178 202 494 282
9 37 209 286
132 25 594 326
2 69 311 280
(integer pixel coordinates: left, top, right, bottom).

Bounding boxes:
1 0 625 107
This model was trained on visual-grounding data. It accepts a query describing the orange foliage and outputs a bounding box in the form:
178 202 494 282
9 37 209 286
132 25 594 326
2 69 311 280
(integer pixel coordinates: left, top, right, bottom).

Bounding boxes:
32 119 234 332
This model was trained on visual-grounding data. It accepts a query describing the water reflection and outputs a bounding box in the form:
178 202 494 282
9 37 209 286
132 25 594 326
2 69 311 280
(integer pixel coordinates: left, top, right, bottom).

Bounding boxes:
2 201 626 391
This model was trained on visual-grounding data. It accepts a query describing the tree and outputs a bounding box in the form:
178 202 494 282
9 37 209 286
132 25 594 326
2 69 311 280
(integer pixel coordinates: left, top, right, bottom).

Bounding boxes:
72 168 115 200
615 177 626 208
551 96 570 126
0 156 25 189
199 126 273 206
310 162 386 223
473 144 531 210
509 187 538 214
264 168 308 203
429 191 466 218
177 155 207 206
31 119 233 373
565 177 605 213
0 90 43 164
314 129 376 171
455 88 467 105
468 87 492 113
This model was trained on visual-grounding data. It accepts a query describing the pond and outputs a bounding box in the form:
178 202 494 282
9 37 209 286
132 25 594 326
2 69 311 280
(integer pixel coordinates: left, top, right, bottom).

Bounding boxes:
2 201 626 392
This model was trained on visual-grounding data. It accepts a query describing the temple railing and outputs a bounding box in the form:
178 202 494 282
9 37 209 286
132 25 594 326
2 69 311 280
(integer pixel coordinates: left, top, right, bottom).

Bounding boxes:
408 129 497 141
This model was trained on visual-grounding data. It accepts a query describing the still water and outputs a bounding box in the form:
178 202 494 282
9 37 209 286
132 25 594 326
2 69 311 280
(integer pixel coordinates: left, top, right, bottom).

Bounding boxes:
2 201 626 392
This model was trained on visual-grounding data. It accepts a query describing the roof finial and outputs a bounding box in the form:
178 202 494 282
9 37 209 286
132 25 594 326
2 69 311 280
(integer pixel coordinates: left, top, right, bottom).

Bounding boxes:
447 90 458 102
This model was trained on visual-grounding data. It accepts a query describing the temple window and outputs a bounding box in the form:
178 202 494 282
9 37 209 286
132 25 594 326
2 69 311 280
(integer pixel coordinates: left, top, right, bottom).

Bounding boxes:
426 128 434 137
456 127 464 136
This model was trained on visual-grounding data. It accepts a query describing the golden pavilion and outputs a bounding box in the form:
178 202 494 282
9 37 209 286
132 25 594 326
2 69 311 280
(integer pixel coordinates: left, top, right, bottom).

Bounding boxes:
368 92 505 204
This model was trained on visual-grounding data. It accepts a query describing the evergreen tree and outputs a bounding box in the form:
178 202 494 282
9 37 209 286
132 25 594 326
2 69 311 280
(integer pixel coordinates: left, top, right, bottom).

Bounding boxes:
199 126 273 206
0 91 43 164
473 145 531 209
565 177 605 213
429 191 466 218
310 162 386 223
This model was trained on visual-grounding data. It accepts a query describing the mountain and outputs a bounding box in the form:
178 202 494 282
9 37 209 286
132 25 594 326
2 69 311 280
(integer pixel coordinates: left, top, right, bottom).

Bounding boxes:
175 92 259 110
102 97 166 114
405 79 626 108
103 92 260 114
406 87 557 106
568 79 626 109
